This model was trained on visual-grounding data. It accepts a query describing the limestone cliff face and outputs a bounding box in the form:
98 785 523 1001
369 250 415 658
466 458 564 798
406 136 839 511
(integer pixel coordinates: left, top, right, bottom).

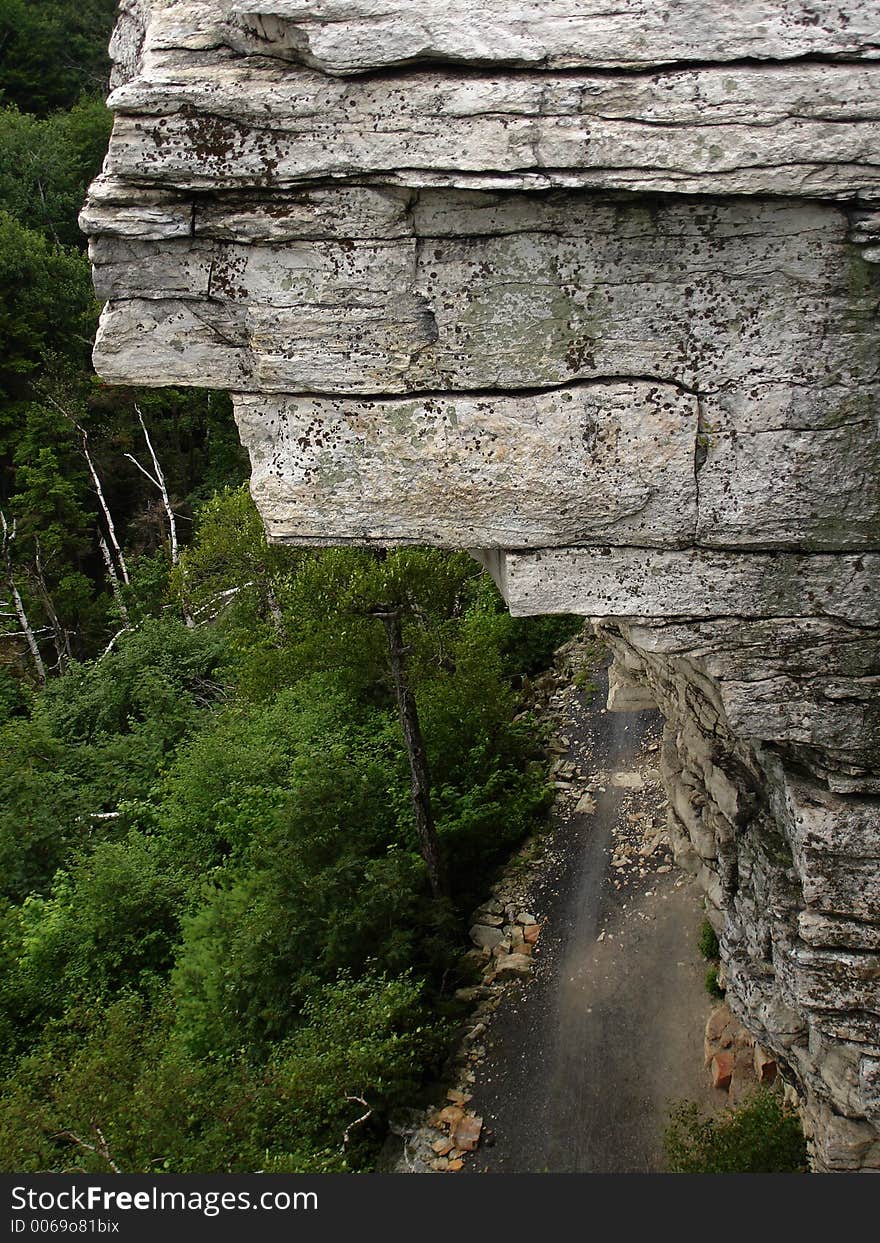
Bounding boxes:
83 1 880 1169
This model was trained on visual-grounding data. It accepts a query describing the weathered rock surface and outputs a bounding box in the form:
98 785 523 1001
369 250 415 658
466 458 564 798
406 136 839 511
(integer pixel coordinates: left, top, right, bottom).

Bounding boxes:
85 1 880 1170
238 384 698 547
596 620 880 1170
480 548 880 623
229 1 880 74
104 60 880 197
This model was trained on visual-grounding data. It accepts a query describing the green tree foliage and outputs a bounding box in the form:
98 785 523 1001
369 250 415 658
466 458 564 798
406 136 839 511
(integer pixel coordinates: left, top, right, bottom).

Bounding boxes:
12 833 190 1022
0 619 225 903
664 1090 809 1173
0 100 112 247
0 51 246 675
0 974 445 1173
0 213 93 409
168 693 447 1055
0 484 563 1169
0 215 98 670
0 1 117 115
0 715 86 903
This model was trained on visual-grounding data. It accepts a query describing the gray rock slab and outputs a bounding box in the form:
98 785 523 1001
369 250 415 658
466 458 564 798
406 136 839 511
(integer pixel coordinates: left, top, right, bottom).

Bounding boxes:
487 546 880 625
229 2 880 73
236 383 698 548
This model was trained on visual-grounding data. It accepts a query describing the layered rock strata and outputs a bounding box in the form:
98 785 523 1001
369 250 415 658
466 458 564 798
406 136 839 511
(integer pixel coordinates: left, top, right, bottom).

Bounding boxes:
84 1 880 1169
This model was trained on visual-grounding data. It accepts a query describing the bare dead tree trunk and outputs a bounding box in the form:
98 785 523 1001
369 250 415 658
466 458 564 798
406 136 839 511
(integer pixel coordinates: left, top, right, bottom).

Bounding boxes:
41 392 131 587
265 580 285 640
81 428 130 585
377 607 448 899
33 537 72 671
127 406 180 565
0 512 46 685
126 406 194 627
97 532 130 624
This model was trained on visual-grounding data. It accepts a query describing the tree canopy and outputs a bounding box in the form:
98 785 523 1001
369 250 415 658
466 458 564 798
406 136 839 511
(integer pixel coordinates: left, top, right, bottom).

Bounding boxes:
0 1 117 115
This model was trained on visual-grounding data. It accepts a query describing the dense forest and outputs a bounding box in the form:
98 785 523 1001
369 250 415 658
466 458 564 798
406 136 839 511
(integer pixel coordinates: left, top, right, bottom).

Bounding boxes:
0 2 577 1171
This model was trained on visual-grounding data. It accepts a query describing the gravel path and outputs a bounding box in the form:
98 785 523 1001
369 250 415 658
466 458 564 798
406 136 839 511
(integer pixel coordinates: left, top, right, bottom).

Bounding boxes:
466 663 718 1172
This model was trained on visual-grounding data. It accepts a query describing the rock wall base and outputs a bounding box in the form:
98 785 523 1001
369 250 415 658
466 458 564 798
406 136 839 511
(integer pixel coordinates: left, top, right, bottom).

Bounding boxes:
597 621 880 1171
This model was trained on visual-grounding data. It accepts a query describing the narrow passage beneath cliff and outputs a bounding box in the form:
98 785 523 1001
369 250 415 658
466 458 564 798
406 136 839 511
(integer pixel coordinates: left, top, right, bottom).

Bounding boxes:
467 663 717 1173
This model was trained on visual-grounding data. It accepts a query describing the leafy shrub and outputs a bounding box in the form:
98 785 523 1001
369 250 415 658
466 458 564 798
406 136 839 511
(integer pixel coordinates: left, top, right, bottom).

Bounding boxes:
0 717 87 900
0 974 446 1174
664 1088 808 1173
498 612 584 678
0 620 227 902
7 833 190 1027
699 918 720 961
255 972 451 1169
0 487 559 1167
704 964 726 999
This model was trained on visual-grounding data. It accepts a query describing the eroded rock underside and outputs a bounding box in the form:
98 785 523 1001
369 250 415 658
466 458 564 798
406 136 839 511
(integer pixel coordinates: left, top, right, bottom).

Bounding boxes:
84 1 880 1169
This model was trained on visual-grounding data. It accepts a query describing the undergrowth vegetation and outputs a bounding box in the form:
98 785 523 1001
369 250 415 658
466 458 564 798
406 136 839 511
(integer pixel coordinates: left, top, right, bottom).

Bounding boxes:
665 1089 809 1174
0 489 580 1170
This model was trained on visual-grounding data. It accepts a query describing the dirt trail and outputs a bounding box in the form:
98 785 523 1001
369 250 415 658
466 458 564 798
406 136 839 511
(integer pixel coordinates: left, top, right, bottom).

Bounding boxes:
467 664 718 1173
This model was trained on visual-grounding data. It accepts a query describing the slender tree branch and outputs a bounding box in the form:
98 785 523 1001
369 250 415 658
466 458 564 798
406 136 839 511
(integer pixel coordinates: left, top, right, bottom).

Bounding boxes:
33 536 72 669
123 453 161 491
53 1126 122 1174
0 512 46 684
341 1096 374 1151
39 390 131 586
99 625 135 660
133 406 179 565
97 532 130 624
129 407 193 626
190 584 253 625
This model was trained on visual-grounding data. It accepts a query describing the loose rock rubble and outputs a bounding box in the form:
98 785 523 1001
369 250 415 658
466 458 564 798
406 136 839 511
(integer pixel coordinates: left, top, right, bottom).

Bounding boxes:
603 763 676 899
385 836 553 1170
704 1000 778 1103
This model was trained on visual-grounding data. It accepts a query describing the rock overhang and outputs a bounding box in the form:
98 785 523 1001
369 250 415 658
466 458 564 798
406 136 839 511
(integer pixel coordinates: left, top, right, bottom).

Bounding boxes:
84 0 880 1170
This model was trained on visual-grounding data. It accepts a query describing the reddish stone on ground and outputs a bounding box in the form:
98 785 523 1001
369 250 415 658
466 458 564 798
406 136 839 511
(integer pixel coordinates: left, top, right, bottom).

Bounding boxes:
711 1051 734 1091
452 1114 483 1152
